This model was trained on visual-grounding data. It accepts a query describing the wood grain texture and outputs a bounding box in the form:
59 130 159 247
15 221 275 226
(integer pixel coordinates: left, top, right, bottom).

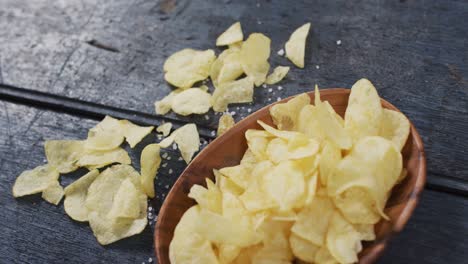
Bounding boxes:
155 89 426 264
0 0 467 187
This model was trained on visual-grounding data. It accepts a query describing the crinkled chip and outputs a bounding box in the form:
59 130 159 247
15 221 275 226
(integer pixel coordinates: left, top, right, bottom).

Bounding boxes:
285 23 311 68
120 120 154 148
216 22 243 46
265 66 290 85
326 212 363 264
333 186 381 225
218 51 244 84
290 233 320 263
270 93 310 131
64 169 100 222
319 141 342 186
188 178 222 214
107 178 141 219
379 108 410 151
240 33 271 86
156 122 172 136
164 49 216 88
41 181 64 205
12 165 59 197
77 147 131 168
154 89 184 115
140 144 161 198
345 78 383 143
217 113 235 136
212 77 255 112
171 88 212 116
45 140 84 173
159 123 200 163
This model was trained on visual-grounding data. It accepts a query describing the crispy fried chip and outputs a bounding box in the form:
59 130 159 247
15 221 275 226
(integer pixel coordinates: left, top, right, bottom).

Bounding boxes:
41 181 64 205
212 77 255 112
107 178 141 219
216 22 243 46
290 233 320 263
45 140 84 173
265 66 290 85
140 144 161 198
159 123 200 163
12 165 59 197
154 89 184 115
315 246 339 264
240 33 271 86
217 113 235 136
77 147 131 168
188 178 222 214
327 212 362 264
85 130 123 151
379 109 410 151
270 93 310 131
171 88 212 116
120 120 154 148
64 169 100 222
285 23 311 68
164 49 216 88
319 141 342 186
218 51 244 84
156 122 172 136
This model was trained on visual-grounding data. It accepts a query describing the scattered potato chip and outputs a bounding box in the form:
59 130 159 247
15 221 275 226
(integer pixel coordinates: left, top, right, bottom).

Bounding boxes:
12 165 59 197
140 144 161 198
171 88 212 116
240 33 271 86
379 109 410 151
159 123 200 163
120 120 154 148
41 181 64 205
218 51 244 84
64 169 100 222
327 212 362 264
216 22 243 46
77 147 131 168
85 130 123 151
164 49 216 88
45 140 84 173
228 41 243 51
156 122 172 136
217 113 236 136
107 178 141 219
212 77 255 112
285 23 311 68
345 78 383 143
154 89 184 115
270 93 310 130
265 66 290 85
290 233 320 263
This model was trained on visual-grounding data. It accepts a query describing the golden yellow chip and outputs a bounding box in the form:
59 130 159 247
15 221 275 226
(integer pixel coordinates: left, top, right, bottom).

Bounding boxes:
304 172 318 205
214 169 244 195
45 140 84 173
228 41 243 51
219 164 251 190
156 122 172 136
85 130 123 151
77 147 131 168
188 178 222 214
245 129 271 161
333 187 381 224
140 144 161 198
319 141 342 186
216 22 243 46
254 220 293 262
240 33 271 86
64 169 100 222
210 49 232 86
379 108 410 151
326 212 362 264
158 123 200 163
171 88 212 116
217 113 235 136
12 165 59 197
107 178 141 219
345 78 383 143
265 66 290 85
218 51 244 84
290 233 320 263
164 49 216 88
353 223 376 241
285 23 311 68
270 93 310 131
211 76 255 112
239 162 276 212
154 89 184 115
41 181 64 205
218 244 242 264
120 120 154 148
315 246 339 264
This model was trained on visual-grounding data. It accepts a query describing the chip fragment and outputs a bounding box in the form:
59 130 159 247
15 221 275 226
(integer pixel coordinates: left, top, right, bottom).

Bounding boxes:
379 108 410 151
285 23 311 68
140 144 161 198
211 77 255 112
12 165 60 197
159 123 200 163
171 88 212 116
240 33 271 86
265 66 290 85
41 181 64 205
216 22 243 46
77 147 131 168
64 169 100 222
217 113 235 136
45 140 84 173
156 122 172 136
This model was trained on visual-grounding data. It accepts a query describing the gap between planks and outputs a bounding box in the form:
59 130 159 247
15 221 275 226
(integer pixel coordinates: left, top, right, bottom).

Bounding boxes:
1 83 467 197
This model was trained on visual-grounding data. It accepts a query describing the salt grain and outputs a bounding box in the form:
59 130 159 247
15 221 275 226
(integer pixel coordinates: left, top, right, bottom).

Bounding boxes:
172 143 177 150
162 162 167 168
162 153 168 159
230 111 236 116
247 108 252 113
262 84 267 88
211 130 216 136
278 86 283 90
336 40 342 45
178 157 183 161
169 169 173 174
316 65 320 69
167 156 171 160
148 258 153 263
268 88 273 92
277 48 285 56
268 98 272 101
277 97 282 101
165 184 169 189
204 115 209 120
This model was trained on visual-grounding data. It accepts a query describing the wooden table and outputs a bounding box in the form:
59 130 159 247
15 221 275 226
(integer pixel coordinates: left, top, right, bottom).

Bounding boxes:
1 0 467 263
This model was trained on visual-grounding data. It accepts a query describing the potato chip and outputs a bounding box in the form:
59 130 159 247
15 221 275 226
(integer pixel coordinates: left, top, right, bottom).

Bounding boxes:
156 122 172 136
240 33 271 86
120 120 154 148
285 23 311 68
216 22 243 46
107 178 140 219
353 223 376 241
218 50 244 84
214 169 244 195
164 49 216 88
41 181 64 205
290 233 320 263
270 93 310 131
154 89 184 115
219 164 251 190
240 163 277 212
291 196 335 246
254 221 293 262
319 141 342 186
159 123 200 163
210 49 232 86
333 187 381 224
211 77 255 112
217 113 235 137
304 172 318 205
77 147 131 168
229 41 243 50
265 66 290 85
271 210 298 221
379 109 410 151
12 165 60 197
218 244 242 264
45 140 84 173
63 169 100 222
344 78 383 143
315 246 339 264
326 212 362 264
188 178 222 214
171 88 212 116
245 129 272 161
140 144 161 198
85 130 124 151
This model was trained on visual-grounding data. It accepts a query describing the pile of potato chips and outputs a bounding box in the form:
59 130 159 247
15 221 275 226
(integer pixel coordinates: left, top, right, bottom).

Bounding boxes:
155 21 310 116
12 116 202 245
170 79 411 264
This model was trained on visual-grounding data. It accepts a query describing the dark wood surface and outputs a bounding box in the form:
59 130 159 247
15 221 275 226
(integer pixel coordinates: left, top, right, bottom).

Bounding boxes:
0 0 467 263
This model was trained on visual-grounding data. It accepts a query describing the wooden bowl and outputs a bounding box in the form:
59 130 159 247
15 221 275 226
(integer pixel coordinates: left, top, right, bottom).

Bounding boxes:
155 88 426 264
